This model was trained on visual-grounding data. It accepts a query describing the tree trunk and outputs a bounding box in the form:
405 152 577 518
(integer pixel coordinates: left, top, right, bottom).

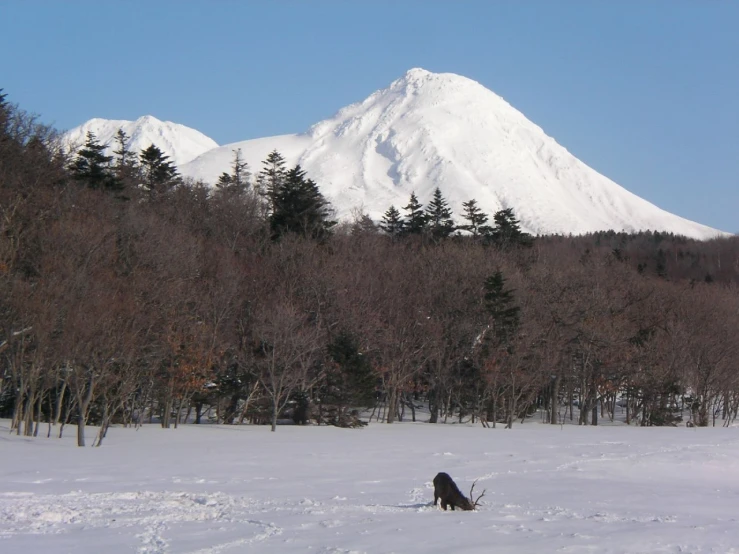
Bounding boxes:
386 387 397 423
77 410 86 447
76 376 95 447
11 388 24 434
237 382 260 424
506 391 516 429
698 392 709 427
22 390 35 436
550 376 559 425
33 393 42 437
568 381 574 421
53 380 67 426
47 394 53 438
429 388 439 424
271 399 278 432
161 394 172 428
94 402 110 447
59 395 76 439
174 397 183 429
406 393 416 422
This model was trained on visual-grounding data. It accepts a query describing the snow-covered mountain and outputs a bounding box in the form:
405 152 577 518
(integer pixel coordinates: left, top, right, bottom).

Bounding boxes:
70 70 724 239
64 115 218 167
180 69 725 239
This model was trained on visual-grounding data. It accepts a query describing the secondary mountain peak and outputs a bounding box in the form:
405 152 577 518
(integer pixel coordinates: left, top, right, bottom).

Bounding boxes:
64 115 218 167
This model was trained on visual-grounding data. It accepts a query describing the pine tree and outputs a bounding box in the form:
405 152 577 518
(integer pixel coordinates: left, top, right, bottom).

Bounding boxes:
425 187 456 240
111 128 138 187
483 270 520 347
70 131 122 192
256 150 287 215
324 331 377 412
231 148 250 191
459 199 491 238
0 89 8 137
379 205 404 236
270 164 336 240
350 213 378 236
215 172 233 190
139 144 179 196
112 129 133 169
215 148 251 195
488 208 533 248
402 192 427 235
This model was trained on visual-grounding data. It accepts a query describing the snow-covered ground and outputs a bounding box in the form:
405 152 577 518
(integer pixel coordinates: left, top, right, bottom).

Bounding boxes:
2 419 738 553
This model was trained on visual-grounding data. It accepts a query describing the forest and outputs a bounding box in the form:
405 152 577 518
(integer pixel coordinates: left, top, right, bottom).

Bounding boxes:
1 91 738 447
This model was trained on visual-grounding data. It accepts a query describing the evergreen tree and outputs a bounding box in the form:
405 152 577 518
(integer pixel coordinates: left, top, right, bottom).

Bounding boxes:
69 131 122 192
655 248 667 278
139 144 179 196
459 199 491 238
483 270 520 347
215 172 234 190
270 164 336 240
111 128 138 187
402 192 427 235
112 129 134 169
324 330 377 411
215 149 251 195
379 205 404 237
350 213 378 236
231 148 250 191
487 208 533 248
424 187 456 241
0 89 8 137
256 150 287 215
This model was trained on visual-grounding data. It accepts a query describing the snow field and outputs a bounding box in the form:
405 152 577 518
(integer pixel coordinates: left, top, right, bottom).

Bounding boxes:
2 420 739 553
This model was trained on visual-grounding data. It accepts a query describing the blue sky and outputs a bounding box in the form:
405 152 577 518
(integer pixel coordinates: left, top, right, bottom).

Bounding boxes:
1 1 737 232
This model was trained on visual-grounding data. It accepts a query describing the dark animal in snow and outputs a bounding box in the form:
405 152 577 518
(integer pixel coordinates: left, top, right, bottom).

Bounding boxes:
432 472 485 511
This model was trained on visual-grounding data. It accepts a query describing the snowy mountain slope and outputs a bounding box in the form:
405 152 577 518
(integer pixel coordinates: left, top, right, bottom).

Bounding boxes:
182 133 312 183
64 115 219 167
179 68 727 239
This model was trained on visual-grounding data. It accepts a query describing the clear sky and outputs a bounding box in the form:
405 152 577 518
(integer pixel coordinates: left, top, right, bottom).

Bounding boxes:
1 1 737 233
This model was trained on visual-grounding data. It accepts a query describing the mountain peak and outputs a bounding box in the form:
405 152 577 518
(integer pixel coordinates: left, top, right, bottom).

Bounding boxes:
392 67 478 93
177 68 727 240
401 67 433 81
64 116 218 167
135 114 162 124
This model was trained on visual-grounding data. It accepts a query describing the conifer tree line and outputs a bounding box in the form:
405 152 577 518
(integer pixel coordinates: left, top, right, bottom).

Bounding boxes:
2 91 739 447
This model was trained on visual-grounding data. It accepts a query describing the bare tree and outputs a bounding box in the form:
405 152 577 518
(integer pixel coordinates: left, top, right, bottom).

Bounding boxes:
252 300 323 431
